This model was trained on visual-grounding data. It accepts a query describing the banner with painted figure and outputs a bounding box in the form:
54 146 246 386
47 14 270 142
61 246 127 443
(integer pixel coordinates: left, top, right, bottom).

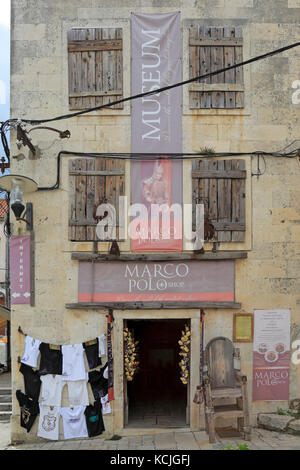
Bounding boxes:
131 12 182 251
253 310 291 401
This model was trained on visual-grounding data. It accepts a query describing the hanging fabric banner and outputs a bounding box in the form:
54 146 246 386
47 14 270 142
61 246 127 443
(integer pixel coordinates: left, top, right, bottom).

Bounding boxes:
131 12 182 252
10 235 31 305
253 309 291 401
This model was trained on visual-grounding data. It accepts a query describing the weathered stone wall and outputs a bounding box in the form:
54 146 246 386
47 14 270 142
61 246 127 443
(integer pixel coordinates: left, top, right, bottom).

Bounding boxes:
9 0 300 442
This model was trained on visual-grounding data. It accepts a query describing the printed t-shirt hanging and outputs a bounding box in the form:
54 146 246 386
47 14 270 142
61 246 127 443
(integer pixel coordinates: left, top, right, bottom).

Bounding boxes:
60 405 88 440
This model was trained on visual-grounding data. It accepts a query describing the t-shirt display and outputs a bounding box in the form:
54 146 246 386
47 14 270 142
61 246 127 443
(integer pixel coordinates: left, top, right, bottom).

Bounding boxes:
17 332 108 441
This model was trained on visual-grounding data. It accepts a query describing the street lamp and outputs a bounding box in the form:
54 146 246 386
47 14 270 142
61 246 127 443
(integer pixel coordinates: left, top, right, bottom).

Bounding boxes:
0 175 38 230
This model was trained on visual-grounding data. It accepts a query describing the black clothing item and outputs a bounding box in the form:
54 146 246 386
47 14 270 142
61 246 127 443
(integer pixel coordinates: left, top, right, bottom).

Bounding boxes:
19 363 41 401
38 342 62 375
83 338 102 370
84 400 105 437
88 362 108 401
16 390 39 433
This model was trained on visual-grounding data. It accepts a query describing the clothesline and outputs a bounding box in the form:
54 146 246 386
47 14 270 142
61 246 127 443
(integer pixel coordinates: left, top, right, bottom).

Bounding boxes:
18 325 107 347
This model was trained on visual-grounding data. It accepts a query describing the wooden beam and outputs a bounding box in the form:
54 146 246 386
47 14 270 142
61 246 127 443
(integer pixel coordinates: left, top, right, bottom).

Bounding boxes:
189 83 244 93
71 251 248 261
189 38 243 47
192 169 246 179
68 39 122 52
65 301 242 310
69 169 125 176
69 91 122 99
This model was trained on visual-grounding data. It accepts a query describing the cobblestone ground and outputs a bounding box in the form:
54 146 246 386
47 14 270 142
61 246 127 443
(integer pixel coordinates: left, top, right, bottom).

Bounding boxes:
2 427 300 451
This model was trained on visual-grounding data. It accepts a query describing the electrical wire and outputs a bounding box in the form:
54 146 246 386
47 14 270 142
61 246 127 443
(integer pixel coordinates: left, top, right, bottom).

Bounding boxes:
3 40 300 127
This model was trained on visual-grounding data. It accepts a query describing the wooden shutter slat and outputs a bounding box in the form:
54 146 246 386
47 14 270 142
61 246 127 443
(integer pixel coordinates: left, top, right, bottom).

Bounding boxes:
211 27 225 109
75 159 87 241
234 26 244 108
189 38 243 46
68 39 122 52
224 26 236 109
217 160 232 242
192 169 246 179
231 159 246 241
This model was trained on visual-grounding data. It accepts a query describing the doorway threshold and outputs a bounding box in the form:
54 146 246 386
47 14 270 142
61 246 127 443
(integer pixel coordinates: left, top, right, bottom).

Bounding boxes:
118 426 190 437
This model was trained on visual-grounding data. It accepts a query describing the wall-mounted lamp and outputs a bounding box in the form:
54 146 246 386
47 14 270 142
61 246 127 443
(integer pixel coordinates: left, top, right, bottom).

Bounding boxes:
0 175 38 231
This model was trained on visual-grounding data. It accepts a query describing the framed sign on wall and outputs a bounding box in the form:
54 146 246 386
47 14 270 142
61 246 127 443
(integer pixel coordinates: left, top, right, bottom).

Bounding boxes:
233 313 254 343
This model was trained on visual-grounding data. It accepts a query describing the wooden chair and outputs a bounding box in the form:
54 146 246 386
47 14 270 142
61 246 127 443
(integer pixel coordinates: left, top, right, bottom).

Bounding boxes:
203 336 251 443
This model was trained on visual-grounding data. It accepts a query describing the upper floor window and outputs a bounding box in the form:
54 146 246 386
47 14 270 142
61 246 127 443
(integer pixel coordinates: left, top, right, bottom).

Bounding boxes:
67 28 123 110
189 26 244 109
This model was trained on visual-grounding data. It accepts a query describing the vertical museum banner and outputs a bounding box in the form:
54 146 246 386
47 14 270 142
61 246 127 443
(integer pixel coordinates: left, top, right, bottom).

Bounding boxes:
131 12 182 251
253 310 291 401
10 235 31 305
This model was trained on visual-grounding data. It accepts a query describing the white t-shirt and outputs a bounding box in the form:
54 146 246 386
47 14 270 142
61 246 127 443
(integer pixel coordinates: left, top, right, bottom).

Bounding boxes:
21 335 41 368
60 405 88 440
62 344 87 381
38 405 60 441
64 380 90 406
39 374 64 407
98 334 107 357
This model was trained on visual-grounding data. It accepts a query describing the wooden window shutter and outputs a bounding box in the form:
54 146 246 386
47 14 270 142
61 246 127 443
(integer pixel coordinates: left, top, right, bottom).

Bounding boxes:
69 157 125 241
189 26 244 109
68 28 123 110
192 159 246 242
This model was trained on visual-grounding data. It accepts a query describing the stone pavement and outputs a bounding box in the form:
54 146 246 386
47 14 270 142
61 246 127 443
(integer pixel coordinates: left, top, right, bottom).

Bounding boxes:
2 427 300 451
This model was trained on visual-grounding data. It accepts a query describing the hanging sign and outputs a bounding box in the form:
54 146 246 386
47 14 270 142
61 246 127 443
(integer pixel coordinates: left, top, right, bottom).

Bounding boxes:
131 12 182 252
10 235 31 305
78 260 235 303
253 309 291 401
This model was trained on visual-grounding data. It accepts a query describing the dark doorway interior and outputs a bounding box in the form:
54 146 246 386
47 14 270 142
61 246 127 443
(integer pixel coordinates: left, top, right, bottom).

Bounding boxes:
126 319 188 427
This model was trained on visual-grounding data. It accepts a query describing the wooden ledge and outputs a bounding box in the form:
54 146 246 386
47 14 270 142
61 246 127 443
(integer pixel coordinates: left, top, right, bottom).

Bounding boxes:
65 301 242 310
71 251 248 262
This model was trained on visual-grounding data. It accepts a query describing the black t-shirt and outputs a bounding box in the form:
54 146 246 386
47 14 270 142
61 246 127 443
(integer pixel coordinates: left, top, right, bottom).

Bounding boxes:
39 342 62 375
19 363 41 401
16 390 39 433
85 400 105 437
88 362 108 401
83 338 102 370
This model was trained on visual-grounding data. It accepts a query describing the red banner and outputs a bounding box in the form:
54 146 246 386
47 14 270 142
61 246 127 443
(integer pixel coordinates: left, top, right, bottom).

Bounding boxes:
253 310 290 401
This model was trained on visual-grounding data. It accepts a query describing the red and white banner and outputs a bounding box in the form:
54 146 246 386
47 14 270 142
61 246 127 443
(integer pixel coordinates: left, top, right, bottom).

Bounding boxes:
253 309 290 401
131 12 182 251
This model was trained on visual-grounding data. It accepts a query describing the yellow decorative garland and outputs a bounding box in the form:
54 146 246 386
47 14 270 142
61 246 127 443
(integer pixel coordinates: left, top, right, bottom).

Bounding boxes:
178 324 191 385
123 328 139 381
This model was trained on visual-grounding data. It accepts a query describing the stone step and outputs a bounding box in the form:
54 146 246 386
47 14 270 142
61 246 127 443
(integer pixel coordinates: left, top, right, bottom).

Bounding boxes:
0 388 11 396
0 410 11 422
0 402 11 412
0 394 11 403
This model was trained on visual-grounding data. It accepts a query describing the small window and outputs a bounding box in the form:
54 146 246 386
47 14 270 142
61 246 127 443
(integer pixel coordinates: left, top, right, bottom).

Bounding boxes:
192 159 246 242
189 26 244 109
67 28 123 110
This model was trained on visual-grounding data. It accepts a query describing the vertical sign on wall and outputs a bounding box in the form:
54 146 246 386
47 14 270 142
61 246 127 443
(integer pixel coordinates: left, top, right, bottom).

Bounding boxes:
253 309 291 401
131 12 182 251
10 235 31 305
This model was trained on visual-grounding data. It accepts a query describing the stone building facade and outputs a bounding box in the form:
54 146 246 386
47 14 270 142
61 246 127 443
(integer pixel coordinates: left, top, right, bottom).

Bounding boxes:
8 0 300 443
